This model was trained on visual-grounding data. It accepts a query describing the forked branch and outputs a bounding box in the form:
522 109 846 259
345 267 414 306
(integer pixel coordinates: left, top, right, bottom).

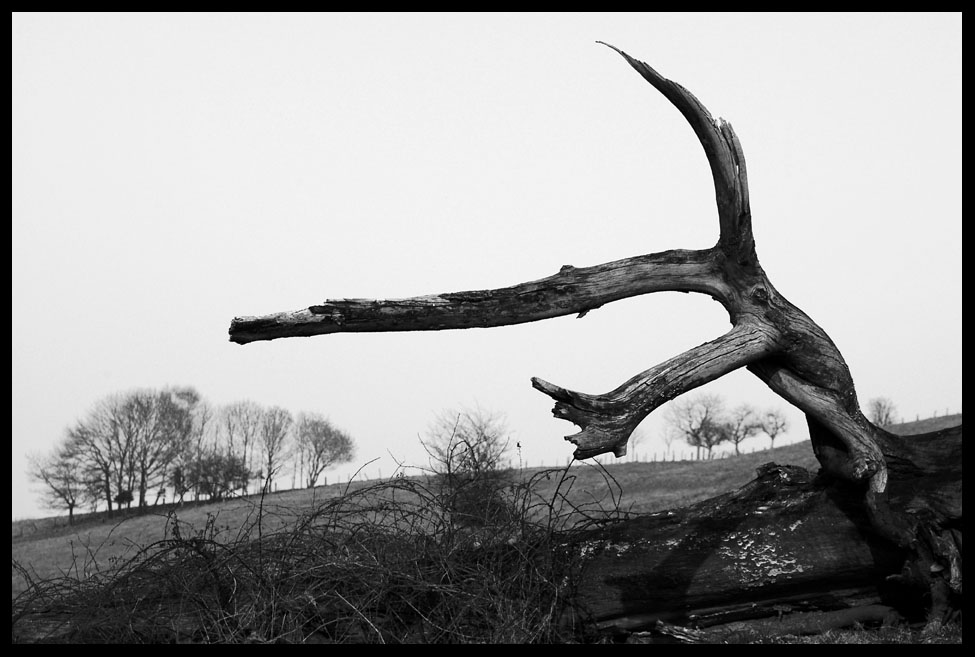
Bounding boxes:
228 43 888 493
532 319 781 459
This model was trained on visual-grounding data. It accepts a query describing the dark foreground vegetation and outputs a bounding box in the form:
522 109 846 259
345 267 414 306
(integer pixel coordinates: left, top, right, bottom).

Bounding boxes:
12 416 962 644
12 466 613 643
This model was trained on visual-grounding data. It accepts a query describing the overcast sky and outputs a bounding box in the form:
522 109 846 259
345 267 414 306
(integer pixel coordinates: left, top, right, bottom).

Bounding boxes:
12 13 961 520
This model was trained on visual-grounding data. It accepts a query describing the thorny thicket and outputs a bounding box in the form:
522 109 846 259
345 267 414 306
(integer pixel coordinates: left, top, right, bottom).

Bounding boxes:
12 462 625 643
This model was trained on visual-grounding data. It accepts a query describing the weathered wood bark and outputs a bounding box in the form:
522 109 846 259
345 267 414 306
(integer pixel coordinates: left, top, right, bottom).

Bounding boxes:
228 44 961 630
564 425 961 640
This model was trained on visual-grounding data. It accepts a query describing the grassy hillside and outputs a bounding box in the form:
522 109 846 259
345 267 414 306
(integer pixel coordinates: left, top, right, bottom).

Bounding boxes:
524 439 821 518
9 440 817 599
512 412 962 515
885 413 961 436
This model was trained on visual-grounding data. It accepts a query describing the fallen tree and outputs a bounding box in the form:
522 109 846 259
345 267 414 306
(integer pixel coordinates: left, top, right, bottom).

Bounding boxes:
229 44 961 638
565 430 960 640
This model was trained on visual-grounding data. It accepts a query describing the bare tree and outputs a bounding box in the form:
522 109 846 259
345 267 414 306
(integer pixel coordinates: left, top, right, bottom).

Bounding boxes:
867 397 898 428
98 393 140 512
184 449 250 501
227 44 895 491
65 400 121 517
171 395 216 505
759 408 789 450
126 388 198 508
421 407 513 528
222 400 264 494
228 44 961 628
422 407 511 477
258 406 292 491
723 404 761 456
662 429 678 461
627 426 648 459
665 395 726 460
294 413 355 488
27 440 89 524
59 388 212 513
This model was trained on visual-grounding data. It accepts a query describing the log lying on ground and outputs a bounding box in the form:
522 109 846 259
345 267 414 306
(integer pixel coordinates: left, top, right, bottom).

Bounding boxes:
229 43 961 626
564 426 961 640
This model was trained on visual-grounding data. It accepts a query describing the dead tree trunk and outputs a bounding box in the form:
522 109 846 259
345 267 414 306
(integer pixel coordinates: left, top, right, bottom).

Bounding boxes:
229 44 961 632
566 425 961 639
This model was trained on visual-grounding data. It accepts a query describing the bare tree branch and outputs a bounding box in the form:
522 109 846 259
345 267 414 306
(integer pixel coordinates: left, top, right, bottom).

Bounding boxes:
226 43 889 494
229 249 732 344
595 42 752 254
532 319 780 458
217 40 961 631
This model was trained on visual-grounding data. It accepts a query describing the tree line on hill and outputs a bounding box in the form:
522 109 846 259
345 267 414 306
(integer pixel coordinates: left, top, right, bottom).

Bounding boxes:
661 394 900 460
26 386 356 524
26 383 900 527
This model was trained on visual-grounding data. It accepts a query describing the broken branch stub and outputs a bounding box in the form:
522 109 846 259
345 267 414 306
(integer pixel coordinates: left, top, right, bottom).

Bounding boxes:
228 43 887 494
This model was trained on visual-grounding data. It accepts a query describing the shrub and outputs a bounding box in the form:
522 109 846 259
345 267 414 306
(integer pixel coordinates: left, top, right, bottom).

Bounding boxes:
11 466 609 643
